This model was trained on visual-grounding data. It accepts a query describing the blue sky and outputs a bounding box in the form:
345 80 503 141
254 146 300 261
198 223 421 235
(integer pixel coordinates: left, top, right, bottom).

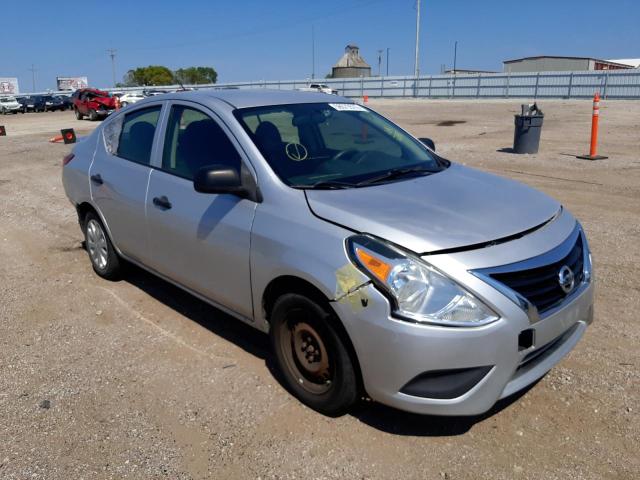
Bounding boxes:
1 0 638 91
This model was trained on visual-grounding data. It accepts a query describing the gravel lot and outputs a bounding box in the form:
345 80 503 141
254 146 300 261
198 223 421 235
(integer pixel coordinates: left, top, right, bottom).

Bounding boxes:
0 101 638 479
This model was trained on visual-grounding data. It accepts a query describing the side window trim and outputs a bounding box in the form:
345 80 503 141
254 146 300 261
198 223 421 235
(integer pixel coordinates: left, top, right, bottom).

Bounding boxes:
113 103 165 166
155 99 257 182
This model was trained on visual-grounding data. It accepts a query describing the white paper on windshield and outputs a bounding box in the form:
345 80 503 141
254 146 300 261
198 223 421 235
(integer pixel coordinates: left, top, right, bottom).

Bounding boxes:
329 103 367 112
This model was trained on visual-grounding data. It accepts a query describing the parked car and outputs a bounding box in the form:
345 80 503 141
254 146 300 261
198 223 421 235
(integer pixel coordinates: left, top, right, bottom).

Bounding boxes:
62 90 593 416
72 88 116 121
0 96 24 114
142 89 167 97
118 91 145 107
16 95 45 113
57 95 74 110
17 96 35 112
42 95 67 112
299 83 338 95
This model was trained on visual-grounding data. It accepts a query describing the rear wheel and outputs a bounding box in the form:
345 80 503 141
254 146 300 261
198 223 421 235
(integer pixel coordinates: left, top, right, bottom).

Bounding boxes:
83 212 122 280
270 293 359 416
120 101 128 107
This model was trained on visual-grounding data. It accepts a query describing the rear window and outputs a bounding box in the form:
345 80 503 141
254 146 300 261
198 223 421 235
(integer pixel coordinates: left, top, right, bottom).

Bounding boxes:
116 106 161 165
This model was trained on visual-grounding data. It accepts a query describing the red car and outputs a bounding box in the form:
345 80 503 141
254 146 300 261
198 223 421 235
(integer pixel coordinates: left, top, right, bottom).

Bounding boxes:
72 88 116 121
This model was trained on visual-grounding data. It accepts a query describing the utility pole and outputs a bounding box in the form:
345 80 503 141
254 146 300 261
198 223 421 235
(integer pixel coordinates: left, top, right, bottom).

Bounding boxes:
28 64 37 92
414 0 421 78
107 49 117 87
311 26 315 79
377 49 383 76
453 40 458 74
386 47 390 76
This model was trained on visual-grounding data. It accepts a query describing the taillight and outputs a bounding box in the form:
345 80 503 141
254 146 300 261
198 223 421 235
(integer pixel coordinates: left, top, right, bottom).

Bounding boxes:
62 153 75 166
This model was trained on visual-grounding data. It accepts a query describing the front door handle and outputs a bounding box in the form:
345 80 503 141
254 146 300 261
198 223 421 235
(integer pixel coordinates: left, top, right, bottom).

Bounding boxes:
152 195 172 210
90 174 103 185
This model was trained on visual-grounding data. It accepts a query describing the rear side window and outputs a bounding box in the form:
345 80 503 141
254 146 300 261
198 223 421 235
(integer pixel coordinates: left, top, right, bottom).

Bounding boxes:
103 115 124 155
162 105 241 180
117 106 161 165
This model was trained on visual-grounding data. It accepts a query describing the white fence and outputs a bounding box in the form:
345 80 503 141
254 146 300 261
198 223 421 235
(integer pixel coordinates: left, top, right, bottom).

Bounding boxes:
216 70 640 100
12 69 640 100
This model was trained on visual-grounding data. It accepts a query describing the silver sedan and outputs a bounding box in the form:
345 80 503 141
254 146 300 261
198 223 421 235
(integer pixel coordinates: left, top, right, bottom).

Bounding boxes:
62 90 593 416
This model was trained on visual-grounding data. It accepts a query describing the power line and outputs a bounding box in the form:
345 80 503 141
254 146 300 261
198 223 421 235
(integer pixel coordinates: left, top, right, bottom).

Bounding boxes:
107 49 117 87
311 25 315 79
414 0 421 78
453 40 458 73
28 64 37 92
386 47 390 76
123 0 385 53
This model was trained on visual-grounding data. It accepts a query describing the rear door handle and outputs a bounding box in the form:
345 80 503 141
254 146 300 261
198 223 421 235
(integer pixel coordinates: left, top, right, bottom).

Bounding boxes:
152 195 172 210
90 174 103 185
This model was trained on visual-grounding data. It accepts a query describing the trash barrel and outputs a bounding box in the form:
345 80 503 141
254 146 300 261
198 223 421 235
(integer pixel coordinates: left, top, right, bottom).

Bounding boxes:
513 103 544 154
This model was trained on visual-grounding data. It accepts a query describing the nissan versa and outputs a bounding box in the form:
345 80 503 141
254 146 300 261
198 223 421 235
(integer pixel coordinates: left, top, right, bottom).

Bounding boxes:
62 90 593 416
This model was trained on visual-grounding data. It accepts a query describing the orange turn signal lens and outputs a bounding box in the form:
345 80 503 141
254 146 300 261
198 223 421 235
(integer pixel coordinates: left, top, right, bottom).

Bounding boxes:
355 248 391 282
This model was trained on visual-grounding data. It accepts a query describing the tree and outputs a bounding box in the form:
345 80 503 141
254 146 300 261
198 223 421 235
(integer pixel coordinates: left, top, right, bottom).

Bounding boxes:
174 67 218 85
123 65 175 86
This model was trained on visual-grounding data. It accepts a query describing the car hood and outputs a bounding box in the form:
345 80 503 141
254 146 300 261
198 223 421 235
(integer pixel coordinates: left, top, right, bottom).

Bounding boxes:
305 163 561 254
92 97 116 108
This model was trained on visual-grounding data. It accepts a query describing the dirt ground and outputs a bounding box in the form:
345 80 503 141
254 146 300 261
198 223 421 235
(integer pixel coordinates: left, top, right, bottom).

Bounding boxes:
0 100 638 480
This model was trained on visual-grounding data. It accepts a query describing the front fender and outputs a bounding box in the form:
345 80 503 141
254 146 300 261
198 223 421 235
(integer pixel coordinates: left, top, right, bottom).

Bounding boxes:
250 201 369 331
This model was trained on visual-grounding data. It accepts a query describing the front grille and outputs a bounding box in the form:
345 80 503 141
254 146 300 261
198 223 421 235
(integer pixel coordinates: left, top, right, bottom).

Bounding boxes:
490 235 584 314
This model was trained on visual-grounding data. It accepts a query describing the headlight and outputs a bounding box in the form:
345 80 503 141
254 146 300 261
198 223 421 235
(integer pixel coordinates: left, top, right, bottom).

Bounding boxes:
347 235 499 327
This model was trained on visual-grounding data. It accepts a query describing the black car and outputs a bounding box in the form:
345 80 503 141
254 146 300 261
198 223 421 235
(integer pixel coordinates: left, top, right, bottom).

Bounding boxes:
42 95 67 112
57 95 74 110
16 96 45 112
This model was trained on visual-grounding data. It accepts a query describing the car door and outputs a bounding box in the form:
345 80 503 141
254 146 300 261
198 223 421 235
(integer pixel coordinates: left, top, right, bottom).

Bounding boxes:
145 101 257 320
89 103 163 265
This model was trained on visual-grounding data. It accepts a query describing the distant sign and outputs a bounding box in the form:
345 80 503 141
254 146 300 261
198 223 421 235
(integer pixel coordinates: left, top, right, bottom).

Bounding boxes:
0 78 19 95
56 76 89 91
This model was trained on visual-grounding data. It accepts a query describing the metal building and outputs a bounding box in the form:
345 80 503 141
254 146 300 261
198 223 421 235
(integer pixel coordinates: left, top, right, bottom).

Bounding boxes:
503 56 633 73
608 58 640 68
331 45 371 78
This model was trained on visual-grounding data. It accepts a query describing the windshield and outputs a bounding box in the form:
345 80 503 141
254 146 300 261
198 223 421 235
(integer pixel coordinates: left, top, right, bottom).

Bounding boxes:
234 103 446 188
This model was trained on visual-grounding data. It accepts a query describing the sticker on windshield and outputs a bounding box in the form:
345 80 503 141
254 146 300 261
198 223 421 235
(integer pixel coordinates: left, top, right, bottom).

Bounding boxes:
329 103 367 112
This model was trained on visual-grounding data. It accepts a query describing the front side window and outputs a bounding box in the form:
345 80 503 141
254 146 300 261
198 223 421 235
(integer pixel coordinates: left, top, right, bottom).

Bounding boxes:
235 103 446 188
117 106 161 165
162 105 241 180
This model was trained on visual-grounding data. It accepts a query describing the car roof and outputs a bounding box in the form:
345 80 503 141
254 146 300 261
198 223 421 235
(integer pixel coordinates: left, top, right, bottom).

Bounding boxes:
137 88 352 109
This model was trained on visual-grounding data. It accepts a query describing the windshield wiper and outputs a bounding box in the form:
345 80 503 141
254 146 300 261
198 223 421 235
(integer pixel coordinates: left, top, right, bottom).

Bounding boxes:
355 166 437 186
305 179 358 189
290 179 357 189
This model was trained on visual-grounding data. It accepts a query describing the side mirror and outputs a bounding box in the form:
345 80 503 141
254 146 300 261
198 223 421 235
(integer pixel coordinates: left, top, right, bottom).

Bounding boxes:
419 137 436 151
194 164 245 195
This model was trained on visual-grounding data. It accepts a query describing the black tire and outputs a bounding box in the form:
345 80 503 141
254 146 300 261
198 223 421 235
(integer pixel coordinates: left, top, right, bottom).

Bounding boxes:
270 293 359 416
88 109 98 121
83 212 122 280
75 108 83 120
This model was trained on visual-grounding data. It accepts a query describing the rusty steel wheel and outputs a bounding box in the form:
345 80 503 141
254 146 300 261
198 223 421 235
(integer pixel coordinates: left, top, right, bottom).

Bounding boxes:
281 317 334 395
270 293 359 416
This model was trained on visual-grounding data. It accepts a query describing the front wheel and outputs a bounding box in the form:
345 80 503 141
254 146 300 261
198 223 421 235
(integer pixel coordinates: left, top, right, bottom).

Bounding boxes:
75 108 83 120
270 293 359 416
120 101 128 107
83 212 122 280
88 109 98 121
